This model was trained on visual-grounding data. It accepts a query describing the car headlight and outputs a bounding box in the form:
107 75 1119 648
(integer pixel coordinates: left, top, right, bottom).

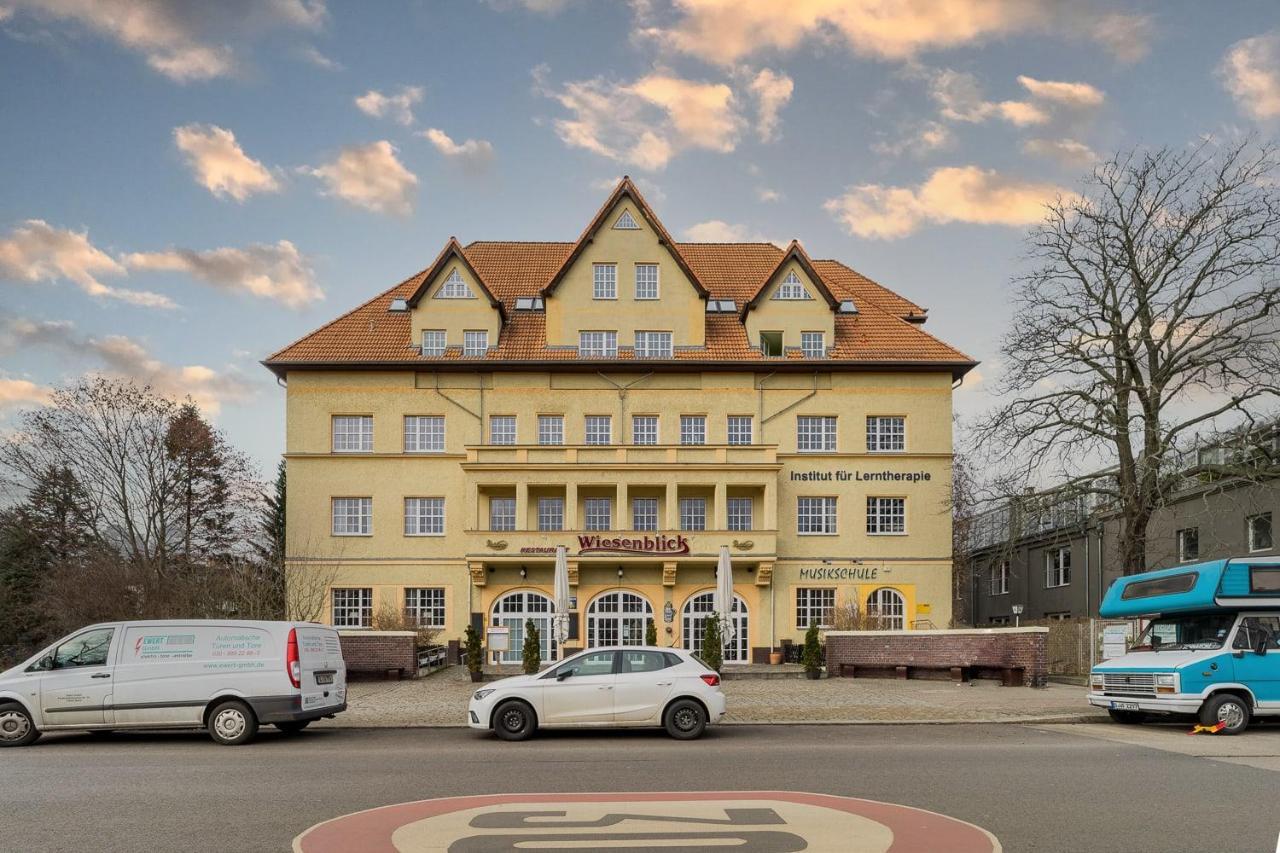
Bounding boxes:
1156 674 1175 687
473 689 496 701
1089 673 1104 690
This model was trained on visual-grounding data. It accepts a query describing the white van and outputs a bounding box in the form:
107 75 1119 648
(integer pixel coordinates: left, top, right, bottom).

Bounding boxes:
0 620 346 746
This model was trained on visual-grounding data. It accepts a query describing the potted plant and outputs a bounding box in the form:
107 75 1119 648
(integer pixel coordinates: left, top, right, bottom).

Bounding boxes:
645 617 658 646
464 623 484 683
702 614 724 674
801 623 823 679
522 619 542 674
768 647 783 665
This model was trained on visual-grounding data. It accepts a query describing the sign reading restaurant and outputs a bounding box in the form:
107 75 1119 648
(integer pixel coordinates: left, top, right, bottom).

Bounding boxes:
790 469 933 482
519 535 691 556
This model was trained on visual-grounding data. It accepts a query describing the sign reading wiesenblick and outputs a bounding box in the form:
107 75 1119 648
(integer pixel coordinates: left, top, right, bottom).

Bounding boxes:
577 534 690 555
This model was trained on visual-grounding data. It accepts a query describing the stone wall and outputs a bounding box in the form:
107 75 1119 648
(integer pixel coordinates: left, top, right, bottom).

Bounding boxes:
339 630 418 678
824 627 1048 687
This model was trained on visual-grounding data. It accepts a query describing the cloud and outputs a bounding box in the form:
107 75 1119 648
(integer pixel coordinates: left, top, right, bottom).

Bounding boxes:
0 220 173 308
536 65 744 170
928 69 1047 127
1 0 327 82
1089 12 1154 64
354 85 424 125
823 166 1067 239
0 378 53 411
683 219 771 242
747 68 793 141
1022 138 1098 168
756 187 781 202
299 45 342 70
872 120 953 157
124 240 322 308
173 124 280 202
419 128 495 173
1219 30 1280 121
304 141 418 216
1016 75 1105 108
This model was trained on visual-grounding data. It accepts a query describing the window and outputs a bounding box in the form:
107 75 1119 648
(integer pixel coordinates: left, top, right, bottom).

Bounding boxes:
585 415 612 445
332 588 372 628
332 415 373 453
585 498 612 531
679 498 706 531
797 416 837 452
632 415 658 445
682 591 749 663
1233 616 1280 651
866 587 905 630
586 591 654 647
635 263 659 299
492 591 555 664
537 415 563 446
489 415 516 445
52 628 114 669
438 269 474 298
404 497 444 536
634 330 672 358
632 498 658 531
798 497 837 534
990 561 1009 596
537 498 564 532
579 330 618 357
619 650 672 673
776 271 811 300
727 416 753 446
404 416 445 453
801 332 825 359
405 588 446 628
332 497 371 536
760 331 783 357
867 497 906 535
614 210 640 230
1046 547 1071 587
463 330 488 356
796 588 836 629
1250 566 1280 593
489 497 516 532
866 416 906 453
554 649 615 677
1121 572 1197 600
421 329 446 356
1177 527 1200 562
727 497 753 531
593 263 617 299
680 415 706 445
1248 512 1274 553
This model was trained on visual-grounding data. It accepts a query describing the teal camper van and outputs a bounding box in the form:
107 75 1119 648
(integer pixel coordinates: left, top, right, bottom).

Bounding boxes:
1089 557 1280 734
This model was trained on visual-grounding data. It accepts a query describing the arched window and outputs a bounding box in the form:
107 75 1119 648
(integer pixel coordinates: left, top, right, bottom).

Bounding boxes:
586 591 653 648
682 591 749 663
866 587 906 630
490 590 555 664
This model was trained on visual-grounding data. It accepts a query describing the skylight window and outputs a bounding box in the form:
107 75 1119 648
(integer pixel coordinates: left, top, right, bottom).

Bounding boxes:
776 271 812 300
706 299 736 313
437 269 475 299
613 210 640 230
515 296 544 311
838 300 858 314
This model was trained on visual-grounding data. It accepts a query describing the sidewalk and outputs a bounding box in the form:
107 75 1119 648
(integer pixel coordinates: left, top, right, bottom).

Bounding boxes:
319 666 1106 728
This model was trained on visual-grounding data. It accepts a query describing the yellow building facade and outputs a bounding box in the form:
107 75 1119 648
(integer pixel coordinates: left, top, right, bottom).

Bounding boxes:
265 179 975 663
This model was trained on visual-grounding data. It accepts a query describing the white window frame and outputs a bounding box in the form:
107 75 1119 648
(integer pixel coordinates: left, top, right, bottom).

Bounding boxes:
404 588 446 629
866 587 905 630
332 415 373 453
404 497 445 536
1248 512 1274 553
421 329 446 356
463 330 488 357
990 562 1009 596
489 497 516 532
579 330 618 358
632 498 658 531
632 415 659 446
332 497 372 536
776 271 811 300
404 415 445 453
584 498 612 531
592 263 617 300
727 416 753 446
634 263 659 300
796 588 836 629
867 416 906 453
679 497 706 531
1045 547 1071 588
332 588 372 628
634 330 672 359
797 416 837 452
584 415 612 445
727 497 753 532
537 415 564 446
680 415 706 446
489 415 516 445
801 331 825 359
437 268 474 299
797 496 837 535
1177 527 1199 563
866 497 906 535
537 497 564 532
760 331 784 357
614 210 640 230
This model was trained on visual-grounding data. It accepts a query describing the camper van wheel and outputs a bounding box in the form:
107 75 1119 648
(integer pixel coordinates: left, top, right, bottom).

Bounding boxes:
0 703 40 747
208 699 259 746
1201 694 1250 735
1107 709 1146 725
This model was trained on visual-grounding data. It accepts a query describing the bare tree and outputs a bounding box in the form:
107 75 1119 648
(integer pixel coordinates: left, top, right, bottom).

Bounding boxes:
976 140 1280 572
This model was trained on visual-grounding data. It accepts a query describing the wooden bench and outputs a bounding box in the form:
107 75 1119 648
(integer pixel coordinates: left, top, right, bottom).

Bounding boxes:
839 663 1025 686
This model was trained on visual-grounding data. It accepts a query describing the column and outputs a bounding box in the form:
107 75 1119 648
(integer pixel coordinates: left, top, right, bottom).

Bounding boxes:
565 482 578 530
665 481 679 531
763 480 777 530
467 481 480 530
714 482 727 530
617 481 629 530
515 482 529 531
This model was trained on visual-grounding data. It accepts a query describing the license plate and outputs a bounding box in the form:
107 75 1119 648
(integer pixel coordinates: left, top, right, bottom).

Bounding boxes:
315 671 334 685
1110 701 1139 711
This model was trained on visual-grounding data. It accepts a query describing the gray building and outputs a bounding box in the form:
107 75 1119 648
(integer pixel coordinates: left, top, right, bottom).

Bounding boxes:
958 427 1278 625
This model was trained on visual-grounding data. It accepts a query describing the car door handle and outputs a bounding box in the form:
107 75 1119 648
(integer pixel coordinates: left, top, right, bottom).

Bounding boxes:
91 673 111 679
598 685 613 690
656 681 672 686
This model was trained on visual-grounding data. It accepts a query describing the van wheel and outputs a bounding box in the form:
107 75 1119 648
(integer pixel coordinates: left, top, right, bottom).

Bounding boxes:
1107 709 1146 725
664 699 707 740
493 701 536 741
1201 694 1250 735
208 700 259 746
0 703 39 747
275 721 311 734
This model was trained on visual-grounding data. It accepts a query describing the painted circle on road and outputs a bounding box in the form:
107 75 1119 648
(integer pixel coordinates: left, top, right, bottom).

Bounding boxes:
294 791 1000 852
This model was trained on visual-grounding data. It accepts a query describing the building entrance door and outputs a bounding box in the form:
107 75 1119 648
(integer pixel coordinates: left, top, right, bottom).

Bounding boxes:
682 591 749 663
491 591 556 664
586 591 653 648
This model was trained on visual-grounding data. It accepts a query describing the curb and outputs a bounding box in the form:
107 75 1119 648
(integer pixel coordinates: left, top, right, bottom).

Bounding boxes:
316 713 1108 730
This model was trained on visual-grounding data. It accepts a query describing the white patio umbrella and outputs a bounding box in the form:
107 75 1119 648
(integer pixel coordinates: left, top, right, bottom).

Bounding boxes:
552 545 571 660
714 545 736 641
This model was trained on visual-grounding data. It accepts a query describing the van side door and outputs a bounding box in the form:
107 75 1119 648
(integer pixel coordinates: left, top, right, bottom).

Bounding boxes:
39 627 117 728
112 626 204 726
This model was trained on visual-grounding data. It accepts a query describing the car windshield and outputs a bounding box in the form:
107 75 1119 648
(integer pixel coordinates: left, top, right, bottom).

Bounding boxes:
1135 614 1235 651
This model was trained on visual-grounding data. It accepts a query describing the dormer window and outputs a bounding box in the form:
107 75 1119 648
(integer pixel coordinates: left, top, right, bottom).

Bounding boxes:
776 271 812 300
760 331 783 357
422 330 446 356
613 210 640 230
801 332 826 359
437 269 475 299
593 264 617 300
579 331 618 358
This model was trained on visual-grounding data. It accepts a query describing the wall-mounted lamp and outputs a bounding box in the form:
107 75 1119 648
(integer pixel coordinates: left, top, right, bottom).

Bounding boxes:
617 566 624 579
519 565 527 579
487 565 495 573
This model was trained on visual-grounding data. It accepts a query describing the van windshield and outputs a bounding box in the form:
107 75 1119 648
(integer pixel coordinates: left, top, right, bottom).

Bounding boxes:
1135 614 1235 651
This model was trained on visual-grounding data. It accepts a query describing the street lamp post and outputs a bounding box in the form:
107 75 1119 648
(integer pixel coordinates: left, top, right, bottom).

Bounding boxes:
1011 604 1024 628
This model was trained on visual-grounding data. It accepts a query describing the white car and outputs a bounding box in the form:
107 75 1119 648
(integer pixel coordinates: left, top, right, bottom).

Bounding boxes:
468 646 726 740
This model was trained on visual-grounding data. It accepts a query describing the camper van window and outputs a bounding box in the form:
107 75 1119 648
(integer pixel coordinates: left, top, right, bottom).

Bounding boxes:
1136 613 1234 651
1249 566 1280 594
1120 572 1197 600
1232 617 1280 651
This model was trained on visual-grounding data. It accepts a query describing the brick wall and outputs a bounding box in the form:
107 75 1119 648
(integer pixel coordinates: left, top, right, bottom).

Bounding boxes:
825 628 1048 687
339 630 418 677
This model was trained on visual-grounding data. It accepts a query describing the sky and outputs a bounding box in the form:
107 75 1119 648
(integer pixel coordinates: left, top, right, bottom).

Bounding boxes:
1 0 1278 476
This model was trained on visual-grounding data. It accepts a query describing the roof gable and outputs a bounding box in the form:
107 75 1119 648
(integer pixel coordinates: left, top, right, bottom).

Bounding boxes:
742 240 840 316
408 238 506 320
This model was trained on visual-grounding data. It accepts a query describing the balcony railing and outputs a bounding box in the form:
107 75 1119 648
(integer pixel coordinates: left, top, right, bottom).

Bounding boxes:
463 443 779 467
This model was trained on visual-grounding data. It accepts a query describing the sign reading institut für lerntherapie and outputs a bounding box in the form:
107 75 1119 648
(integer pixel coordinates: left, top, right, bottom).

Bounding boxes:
790 469 932 482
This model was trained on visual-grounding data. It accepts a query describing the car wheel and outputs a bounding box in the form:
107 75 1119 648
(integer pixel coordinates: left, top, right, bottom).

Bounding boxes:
664 699 707 740
207 700 259 746
274 721 311 734
1201 693 1250 735
1107 709 1146 725
493 700 536 741
0 703 40 748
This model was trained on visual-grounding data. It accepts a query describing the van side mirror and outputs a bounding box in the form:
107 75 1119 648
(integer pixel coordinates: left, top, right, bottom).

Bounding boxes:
556 669 573 681
26 655 52 673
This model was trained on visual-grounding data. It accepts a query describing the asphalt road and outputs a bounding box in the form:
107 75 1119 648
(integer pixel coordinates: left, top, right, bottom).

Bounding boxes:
3 723 1278 852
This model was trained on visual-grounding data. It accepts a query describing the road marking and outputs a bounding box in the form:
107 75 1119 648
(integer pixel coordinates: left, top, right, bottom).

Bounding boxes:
294 791 1001 852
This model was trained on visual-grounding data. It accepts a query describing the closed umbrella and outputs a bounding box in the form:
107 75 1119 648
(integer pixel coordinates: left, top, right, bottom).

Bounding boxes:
714 545 736 642
553 545 570 660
